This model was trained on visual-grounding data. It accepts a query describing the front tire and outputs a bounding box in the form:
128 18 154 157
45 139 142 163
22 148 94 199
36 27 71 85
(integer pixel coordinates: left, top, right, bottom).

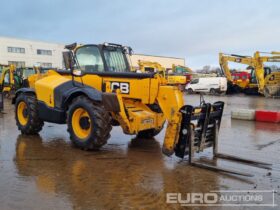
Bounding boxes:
15 93 44 134
187 88 194 94
67 96 112 150
210 88 216 95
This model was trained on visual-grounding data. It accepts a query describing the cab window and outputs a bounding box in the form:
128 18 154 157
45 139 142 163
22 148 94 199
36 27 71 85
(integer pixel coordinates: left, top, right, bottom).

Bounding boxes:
103 48 128 72
76 46 104 72
190 79 199 84
3 72 10 85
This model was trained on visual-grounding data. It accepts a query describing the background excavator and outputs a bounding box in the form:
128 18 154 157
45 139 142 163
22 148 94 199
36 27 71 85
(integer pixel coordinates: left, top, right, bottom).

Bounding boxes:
171 64 193 84
219 52 280 97
12 42 270 176
136 60 187 89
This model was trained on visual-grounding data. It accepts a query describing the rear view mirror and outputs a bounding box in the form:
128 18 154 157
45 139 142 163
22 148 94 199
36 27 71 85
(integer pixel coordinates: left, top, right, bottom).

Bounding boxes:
63 51 75 70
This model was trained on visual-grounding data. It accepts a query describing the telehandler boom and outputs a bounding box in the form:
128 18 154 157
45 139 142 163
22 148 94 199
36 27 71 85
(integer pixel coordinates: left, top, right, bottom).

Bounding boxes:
13 43 271 176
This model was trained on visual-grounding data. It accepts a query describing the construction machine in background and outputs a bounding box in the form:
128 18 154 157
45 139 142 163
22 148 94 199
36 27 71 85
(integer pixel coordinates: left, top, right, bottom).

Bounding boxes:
0 64 17 97
0 65 50 110
171 64 193 84
12 42 271 176
136 60 187 89
219 53 251 93
219 52 280 97
0 65 50 97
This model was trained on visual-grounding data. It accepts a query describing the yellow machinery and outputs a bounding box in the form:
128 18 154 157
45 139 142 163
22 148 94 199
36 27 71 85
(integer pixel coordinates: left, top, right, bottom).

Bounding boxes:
137 60 187 89
0 64 16 96
219 53 252 93
0 66 49 96
219 52 280 96
171 64 193 84
0 65 48 110
12 43 270 176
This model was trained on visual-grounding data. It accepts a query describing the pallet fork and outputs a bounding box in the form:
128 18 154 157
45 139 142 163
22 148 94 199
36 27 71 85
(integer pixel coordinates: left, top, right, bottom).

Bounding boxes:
175 101 272 177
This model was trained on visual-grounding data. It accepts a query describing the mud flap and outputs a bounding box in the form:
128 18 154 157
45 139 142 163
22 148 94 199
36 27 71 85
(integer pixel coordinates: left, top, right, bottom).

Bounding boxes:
174 101 224 158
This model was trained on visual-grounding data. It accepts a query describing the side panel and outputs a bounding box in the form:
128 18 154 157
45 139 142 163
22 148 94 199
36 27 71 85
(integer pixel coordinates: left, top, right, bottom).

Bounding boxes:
35 75 70 108
77 75 160 104
58 73 162 104
38 101 66 124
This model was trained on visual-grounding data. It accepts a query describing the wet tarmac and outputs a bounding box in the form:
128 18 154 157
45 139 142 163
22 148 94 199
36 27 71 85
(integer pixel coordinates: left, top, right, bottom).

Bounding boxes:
0 94 279 210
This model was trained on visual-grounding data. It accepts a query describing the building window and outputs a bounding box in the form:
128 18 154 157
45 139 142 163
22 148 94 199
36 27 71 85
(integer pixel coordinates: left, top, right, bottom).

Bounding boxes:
8 61 26 67
37 49 52 56
7 47 25 54
39 62 52 68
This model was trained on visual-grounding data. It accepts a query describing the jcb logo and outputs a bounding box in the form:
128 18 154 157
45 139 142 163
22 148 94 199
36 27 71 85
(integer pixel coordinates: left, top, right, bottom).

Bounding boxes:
110 82 130 94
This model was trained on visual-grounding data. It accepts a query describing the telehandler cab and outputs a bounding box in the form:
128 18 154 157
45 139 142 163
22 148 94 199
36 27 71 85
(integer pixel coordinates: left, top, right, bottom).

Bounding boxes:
13 43 271 176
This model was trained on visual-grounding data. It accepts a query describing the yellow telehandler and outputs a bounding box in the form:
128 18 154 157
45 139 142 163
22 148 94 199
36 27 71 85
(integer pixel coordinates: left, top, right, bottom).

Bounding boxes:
12 43 271 176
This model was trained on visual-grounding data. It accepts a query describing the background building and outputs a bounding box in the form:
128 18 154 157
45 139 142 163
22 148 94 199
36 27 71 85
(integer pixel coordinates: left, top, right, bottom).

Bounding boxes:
0 36 65 68
0 36 185 69
130 54 185 69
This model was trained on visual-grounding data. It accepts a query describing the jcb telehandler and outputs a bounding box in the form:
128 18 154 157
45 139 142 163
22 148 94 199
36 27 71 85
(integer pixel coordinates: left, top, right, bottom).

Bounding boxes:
13 43 271 176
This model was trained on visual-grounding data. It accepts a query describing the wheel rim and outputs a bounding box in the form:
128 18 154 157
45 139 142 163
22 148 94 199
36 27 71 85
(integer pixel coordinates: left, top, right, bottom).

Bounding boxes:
17 101 29 126
72 108 92 140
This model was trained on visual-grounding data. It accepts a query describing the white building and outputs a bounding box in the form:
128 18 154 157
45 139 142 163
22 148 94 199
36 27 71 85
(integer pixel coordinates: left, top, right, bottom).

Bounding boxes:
0 36 185 69
130 54 185 69
0 36 65 68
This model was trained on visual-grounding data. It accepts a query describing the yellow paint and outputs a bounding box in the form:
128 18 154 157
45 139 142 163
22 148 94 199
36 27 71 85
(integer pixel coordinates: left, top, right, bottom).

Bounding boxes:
17 101 28 126
219 52 280 96
157 85 184 154
35 70 71 107
71 108 91 140
137 60 187 86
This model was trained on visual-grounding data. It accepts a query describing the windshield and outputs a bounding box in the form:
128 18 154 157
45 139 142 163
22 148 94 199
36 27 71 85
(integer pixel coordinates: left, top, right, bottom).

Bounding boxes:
76 46 104 72
23 68 36 79
103 48 128 72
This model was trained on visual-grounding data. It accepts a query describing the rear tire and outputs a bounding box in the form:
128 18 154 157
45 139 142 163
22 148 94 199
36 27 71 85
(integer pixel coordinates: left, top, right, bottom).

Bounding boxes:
210 88 216 95
67 96 112 150
15 93 44 134
264 87 271 97
187 88 193 94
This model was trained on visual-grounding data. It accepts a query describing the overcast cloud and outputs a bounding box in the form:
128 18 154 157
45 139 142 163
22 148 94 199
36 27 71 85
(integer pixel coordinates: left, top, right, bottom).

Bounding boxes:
0 0 279 68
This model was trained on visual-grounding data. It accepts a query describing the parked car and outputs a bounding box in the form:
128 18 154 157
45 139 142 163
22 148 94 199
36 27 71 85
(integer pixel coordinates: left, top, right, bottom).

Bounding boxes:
185 77 227 94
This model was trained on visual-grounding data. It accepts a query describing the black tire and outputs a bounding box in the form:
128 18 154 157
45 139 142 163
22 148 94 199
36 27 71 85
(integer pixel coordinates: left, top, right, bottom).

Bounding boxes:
136 126 164 138
264 87 271 97
187 88 194 94
3 91 10 98
15 93 44 134
210 88 216 95
67 96 112 150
